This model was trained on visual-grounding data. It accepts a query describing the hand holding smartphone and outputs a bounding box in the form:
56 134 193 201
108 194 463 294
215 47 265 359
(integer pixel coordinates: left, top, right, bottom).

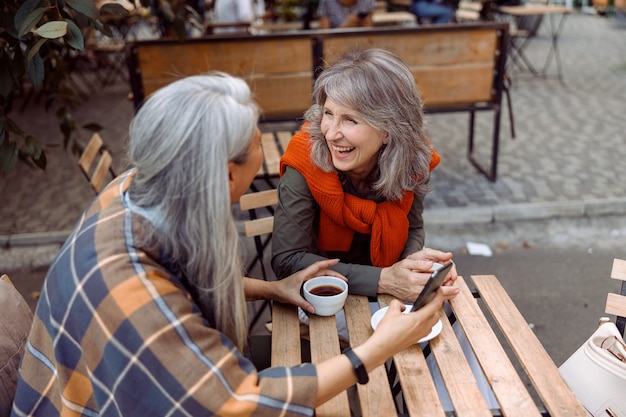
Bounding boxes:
410 261 454 312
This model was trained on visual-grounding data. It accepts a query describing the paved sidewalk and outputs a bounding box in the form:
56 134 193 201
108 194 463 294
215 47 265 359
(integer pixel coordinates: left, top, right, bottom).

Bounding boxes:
1 12 625 249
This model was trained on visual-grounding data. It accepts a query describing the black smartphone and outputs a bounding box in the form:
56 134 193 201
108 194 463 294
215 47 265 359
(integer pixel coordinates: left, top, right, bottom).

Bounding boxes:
410 261 454 312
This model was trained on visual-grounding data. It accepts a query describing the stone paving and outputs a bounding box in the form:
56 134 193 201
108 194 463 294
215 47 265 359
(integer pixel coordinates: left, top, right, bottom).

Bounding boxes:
1 12 625 245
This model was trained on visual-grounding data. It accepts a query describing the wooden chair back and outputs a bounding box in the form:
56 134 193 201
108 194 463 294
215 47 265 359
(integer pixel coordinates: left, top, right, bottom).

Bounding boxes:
253 123 299 190
319 24 506 111
239 188 279 331
606 258 626 336
127 34 315 122
78 132 116 194
239 189 278 240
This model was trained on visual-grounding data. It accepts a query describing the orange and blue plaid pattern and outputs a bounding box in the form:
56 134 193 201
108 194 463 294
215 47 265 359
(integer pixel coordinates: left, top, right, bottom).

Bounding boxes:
11 170 317 417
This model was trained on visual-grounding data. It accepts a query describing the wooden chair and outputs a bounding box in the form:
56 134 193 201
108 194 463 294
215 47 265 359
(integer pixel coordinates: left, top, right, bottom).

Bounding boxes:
78 132 117 194
0 274 34 414
253 123 299 191
606 258 626 336
239 189 278 332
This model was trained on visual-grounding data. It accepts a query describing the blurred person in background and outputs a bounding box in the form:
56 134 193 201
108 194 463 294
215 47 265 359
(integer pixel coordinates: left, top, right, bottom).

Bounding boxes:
317 0 376 28
410 0 456 23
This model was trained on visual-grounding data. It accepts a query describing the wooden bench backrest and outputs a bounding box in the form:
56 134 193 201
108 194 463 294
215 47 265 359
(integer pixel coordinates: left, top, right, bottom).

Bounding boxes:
127 34 315 121
318 23 508 111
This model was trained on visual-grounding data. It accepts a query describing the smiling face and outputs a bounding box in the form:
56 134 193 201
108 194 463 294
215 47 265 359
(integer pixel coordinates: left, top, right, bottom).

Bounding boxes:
320 98 387 182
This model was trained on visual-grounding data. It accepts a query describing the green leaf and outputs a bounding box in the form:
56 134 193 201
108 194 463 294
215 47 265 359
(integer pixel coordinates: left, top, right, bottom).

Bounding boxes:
35 21 68 39
24 135 43 159
65 0 100 21
26 53 44 89
18 7 45 39
27 38 47 63
64 19 84 50
100 3 130 16
14 0 41 32
5 117 25 137
0 138 18 175
31 148 47 170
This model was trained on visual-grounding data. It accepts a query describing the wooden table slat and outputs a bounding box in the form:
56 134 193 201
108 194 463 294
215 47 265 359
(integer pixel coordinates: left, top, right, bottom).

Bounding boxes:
270 302 301 367
471 275 587 417
344 295 397 417
450 276 542 416
393 344 446 417
309 314 351 416
377 294 445 416
430 310 492 417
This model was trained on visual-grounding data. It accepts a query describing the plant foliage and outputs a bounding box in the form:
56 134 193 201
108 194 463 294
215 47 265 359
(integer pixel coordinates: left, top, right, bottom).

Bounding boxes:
0 0 135 174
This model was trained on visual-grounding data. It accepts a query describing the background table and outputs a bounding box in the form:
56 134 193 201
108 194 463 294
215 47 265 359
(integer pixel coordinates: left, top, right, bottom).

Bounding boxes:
497 4 571 81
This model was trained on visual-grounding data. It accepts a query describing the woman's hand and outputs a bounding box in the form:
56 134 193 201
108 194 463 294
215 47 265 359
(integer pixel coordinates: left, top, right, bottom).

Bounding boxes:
337 285 459 392
368 285 459 352
377 248 457 301
271 259 346 314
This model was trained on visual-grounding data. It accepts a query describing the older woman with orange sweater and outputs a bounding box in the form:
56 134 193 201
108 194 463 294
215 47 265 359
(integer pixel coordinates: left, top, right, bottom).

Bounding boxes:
272 48 457 303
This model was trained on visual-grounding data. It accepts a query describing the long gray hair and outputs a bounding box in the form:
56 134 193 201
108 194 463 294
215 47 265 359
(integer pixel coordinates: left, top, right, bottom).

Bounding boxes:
127 73 259 351
305 48 432 200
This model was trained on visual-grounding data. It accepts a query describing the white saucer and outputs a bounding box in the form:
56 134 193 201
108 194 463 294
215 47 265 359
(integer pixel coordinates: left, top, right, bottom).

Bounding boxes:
370 306 443 343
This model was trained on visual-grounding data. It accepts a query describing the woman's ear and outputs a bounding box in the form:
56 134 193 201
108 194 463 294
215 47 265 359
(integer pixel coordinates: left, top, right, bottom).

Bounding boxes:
382 132 389 145
227 161 237 203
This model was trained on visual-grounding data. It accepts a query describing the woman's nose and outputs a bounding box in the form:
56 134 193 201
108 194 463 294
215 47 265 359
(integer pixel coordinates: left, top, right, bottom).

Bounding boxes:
325 121 342 140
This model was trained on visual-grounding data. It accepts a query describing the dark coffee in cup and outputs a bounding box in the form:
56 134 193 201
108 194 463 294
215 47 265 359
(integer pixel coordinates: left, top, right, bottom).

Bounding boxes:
309 285 344 296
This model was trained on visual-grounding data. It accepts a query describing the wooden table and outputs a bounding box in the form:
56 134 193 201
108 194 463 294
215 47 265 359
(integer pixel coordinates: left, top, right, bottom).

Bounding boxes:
271 275 587 416
496 4 571 82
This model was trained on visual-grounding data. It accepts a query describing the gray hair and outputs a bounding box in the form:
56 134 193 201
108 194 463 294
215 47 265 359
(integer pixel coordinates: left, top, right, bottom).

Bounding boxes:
127 73 259 351
304 48 432 200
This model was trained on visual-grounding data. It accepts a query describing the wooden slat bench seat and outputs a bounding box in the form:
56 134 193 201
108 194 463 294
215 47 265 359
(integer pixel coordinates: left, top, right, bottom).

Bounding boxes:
127 21 510 181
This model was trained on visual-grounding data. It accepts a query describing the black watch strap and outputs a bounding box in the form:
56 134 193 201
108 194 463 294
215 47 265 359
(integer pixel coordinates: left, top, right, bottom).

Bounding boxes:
343 347 369 385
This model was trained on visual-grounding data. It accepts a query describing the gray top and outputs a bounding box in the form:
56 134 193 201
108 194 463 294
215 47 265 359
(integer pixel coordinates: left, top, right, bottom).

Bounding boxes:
271 166 426 297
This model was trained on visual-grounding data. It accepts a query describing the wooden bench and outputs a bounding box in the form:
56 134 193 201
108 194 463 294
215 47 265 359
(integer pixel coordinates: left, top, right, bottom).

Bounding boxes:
127 21 509 181
315 23 510 180
126 33 316 123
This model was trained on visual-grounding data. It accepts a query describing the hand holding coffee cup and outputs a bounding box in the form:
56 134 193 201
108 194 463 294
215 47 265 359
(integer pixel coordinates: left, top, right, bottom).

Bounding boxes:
303 276 348 316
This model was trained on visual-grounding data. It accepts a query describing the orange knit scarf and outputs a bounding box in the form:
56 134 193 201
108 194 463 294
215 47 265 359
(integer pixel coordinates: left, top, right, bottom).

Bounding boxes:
279 127 440 267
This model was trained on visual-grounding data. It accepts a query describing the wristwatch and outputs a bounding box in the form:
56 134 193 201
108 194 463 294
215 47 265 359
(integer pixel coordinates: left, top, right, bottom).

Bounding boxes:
343 347 369 385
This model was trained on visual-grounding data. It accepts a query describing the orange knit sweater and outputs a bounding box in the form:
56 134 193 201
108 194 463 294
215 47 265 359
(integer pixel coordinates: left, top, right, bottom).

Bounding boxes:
279 128 439 267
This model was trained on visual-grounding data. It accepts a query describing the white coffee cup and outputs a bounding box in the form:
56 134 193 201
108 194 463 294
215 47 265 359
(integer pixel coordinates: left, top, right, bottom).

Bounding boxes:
303 276 348 316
